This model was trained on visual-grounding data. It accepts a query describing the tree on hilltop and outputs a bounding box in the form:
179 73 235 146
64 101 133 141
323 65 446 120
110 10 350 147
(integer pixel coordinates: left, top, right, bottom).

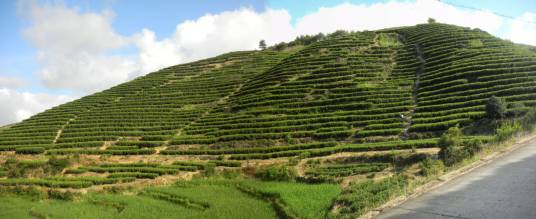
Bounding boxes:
259 40 267 50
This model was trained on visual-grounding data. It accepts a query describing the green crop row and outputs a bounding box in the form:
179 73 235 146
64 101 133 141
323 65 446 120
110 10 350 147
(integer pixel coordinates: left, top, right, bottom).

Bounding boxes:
162 142 337 155
115 141 164 147
86 167 179 175
305 163 389 177
410 118 471 132
107 172 159 179
46 148 155 155
15 147 45 154
0 177 135 188
355 128 403 138
229 139 437 160
0 178 93 188
107 146 139 150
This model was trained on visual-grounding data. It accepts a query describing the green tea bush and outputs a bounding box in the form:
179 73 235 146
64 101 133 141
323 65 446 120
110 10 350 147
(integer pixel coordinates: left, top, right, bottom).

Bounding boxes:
209 160 241 167
107 172 159 179
15 147 45 154
64 168 87 174
255 165 297 181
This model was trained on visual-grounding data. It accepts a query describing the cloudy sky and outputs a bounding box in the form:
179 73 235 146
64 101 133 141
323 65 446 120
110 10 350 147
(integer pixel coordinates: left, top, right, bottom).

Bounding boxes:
1 0 535 126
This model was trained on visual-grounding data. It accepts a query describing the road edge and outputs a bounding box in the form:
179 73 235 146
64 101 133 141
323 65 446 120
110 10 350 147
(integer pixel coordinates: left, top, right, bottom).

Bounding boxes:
361 132 536 219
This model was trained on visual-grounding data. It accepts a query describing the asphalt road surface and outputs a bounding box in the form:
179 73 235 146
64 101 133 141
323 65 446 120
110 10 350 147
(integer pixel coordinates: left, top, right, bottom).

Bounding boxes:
377 137 536 219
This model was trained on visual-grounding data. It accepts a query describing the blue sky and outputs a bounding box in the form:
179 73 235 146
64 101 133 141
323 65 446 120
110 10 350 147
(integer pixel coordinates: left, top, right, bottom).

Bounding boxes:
0 0 266 94
1 0 536 125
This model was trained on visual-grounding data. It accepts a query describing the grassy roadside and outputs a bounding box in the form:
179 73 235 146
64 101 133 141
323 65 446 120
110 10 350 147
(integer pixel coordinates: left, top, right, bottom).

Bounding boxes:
360 128 536 219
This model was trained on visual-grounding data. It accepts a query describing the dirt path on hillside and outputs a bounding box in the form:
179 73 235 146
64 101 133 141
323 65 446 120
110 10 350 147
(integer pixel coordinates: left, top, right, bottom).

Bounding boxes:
401 44 425 140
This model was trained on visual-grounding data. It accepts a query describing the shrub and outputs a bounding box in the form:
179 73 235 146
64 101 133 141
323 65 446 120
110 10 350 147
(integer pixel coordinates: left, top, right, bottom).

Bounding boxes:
496 121 522 142
220 169 241 179
334 175 407 218
506 102 527 117
437 126 466 166
285 133 296 144
465 138 483 156
255 165 296 181
521 108 536 131
45 156 70 175
209 160 241 167
202 163 216 177
420 158 444 177
0 186 47 200
48 189 77 201
4 158 24 177
443 145 469 166
298 152 311 159
64 168 87 174
437 125 461 149
107 172 159 179
486 96 506 119
15 147 45 154
3 158 49 178
467 39 483 48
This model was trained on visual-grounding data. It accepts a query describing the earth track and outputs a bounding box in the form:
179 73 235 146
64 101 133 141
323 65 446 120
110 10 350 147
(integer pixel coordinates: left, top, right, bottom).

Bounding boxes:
402 43 425 140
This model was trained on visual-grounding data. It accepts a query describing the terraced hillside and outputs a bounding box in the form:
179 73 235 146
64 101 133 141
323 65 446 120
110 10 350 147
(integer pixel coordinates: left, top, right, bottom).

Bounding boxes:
1 23 536 218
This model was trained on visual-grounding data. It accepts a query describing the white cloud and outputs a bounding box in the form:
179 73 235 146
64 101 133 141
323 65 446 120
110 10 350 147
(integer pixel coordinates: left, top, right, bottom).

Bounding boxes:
0 88 75 125
18 2 294 93
0 75 27 88
171 8 294 62
504 12 536 46
133 8 295 70
132 29 184 74
295 0 504 35
19 1 136 93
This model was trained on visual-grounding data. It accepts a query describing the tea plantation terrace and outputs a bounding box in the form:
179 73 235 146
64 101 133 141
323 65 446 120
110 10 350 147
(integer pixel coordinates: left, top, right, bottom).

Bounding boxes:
1 22 534 178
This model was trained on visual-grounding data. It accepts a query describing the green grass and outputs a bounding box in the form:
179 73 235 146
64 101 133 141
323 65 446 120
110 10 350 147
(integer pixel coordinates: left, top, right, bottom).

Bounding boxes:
0 178 341 219
144 184 276 218
0 185 276 219
240 180 341 219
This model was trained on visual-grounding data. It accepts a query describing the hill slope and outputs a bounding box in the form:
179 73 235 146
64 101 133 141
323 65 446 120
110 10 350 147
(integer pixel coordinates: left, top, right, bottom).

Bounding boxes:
2 23 534 155
1 23 536 218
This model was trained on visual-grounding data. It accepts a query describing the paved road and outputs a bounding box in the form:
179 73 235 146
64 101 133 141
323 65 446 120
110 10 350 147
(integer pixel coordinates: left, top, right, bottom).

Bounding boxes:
377 137 536 219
